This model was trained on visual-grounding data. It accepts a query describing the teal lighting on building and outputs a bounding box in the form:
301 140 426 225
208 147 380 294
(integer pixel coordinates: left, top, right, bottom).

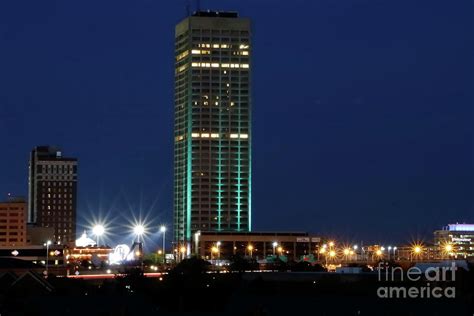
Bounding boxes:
174 11 252 245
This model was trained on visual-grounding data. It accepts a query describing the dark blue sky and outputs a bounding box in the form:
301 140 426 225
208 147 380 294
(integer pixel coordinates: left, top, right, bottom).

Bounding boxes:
1 0 472 247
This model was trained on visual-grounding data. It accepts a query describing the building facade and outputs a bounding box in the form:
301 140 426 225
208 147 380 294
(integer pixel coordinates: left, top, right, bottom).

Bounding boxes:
196 231 321 261
434 224 474 258
28 146 77 244
0 197 27 246
174 11 252 246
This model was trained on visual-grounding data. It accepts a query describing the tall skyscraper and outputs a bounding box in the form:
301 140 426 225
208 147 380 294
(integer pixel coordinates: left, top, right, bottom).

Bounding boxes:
174 11 252 246
28 146 77 244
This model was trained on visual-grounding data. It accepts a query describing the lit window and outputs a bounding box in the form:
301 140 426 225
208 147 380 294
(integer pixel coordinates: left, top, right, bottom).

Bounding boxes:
201 133 210 138
192 133 200 138
213 44 220 48
239 44 249 49
230 134 239 139
240 134 249 139
191 49 201 54
211 133 219 138
211 63 220 68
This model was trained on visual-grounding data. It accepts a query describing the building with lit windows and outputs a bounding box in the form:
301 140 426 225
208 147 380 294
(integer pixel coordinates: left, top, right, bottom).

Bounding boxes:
0 197 27 246
174 11 252 247
434 224 474 259
28 146 77 244
195 231 321 261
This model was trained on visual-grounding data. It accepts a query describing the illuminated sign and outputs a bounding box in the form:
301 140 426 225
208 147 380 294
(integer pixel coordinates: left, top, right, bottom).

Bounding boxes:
108 244 130 265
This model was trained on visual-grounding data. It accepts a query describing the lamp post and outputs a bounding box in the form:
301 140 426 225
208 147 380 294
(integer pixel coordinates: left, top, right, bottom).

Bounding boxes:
160 226 166 264
44 240 52 277
92 224 105 247
133 225 145 243
388 246 392 260
216 241 221 260
248 245 253 258
272 242 278 256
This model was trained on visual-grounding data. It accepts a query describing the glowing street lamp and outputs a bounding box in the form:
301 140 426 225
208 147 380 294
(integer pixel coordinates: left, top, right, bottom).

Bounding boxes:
277 246 283 255
248 244 254 258
92 224 105 246
134 225 145 242
180 246 186 260
343 248 350 260
272 242 278 256
411 245 423 261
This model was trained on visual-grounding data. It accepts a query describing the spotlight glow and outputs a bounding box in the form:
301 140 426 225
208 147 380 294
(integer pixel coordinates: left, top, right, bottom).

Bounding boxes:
92 224 105 237
134 225 145 236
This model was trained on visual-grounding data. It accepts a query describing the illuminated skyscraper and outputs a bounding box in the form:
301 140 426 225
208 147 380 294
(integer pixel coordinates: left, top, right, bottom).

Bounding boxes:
174 11 251 246
28 146 77 244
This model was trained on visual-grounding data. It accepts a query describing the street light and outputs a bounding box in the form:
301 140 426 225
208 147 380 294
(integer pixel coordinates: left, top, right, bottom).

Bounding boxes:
134 225 145 242
343 248 350 259
411 245 422 261
277 246 283 256
160 226 166 263
248 244 254 258
92 224 105 246
44 240 52 277
272 242 278 256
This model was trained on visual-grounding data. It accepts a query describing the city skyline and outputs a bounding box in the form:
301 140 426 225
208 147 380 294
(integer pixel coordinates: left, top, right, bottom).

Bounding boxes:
0 0 472 247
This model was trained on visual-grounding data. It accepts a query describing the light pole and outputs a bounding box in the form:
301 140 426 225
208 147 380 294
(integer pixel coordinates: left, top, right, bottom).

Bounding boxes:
44 240 51 277
272 242 278 256
388 246 392 260
248 244 253 258
160 226 166 264
92 224 105 247
216 241 221 260
134 225 145 243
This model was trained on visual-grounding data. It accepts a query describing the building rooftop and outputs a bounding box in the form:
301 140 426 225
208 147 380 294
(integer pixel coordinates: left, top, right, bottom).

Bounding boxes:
192 11 238 18
198 231 310 237
447 224 474 232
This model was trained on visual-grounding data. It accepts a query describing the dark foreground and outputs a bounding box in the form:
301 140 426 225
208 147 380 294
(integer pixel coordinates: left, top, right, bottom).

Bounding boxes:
1 263 473 315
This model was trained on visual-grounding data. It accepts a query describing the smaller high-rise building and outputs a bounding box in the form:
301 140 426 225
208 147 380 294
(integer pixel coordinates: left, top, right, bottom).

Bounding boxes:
0 197 27 246
28 146 77 244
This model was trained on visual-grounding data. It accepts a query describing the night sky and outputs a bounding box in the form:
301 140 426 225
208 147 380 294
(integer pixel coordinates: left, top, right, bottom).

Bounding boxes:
1 0 472 248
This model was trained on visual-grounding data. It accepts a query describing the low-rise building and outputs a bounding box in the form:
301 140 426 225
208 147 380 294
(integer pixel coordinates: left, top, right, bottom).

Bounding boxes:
195 231 321 261
0 197 27 246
